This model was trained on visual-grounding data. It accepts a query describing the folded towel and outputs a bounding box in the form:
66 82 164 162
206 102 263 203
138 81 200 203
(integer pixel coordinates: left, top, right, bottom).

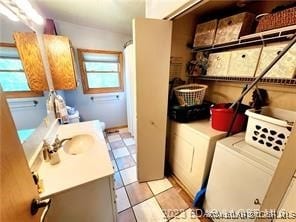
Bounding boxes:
66 106 76 115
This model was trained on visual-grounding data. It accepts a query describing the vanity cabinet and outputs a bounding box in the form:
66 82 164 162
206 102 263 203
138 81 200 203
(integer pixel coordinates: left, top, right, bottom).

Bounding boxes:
38 121 116 222
14 32 77 91
168 120 225 197
46 176 117 222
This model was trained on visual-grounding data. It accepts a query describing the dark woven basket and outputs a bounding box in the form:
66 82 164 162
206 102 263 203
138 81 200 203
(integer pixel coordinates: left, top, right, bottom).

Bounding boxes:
256 6 296 33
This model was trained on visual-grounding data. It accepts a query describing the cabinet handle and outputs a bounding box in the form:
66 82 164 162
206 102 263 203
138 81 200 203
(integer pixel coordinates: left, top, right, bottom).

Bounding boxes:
31 198 51 222
254 198 261 205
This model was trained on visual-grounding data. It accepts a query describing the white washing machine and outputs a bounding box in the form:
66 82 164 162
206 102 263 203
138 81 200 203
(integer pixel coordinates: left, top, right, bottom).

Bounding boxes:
203 133 279 222
274 175 296 222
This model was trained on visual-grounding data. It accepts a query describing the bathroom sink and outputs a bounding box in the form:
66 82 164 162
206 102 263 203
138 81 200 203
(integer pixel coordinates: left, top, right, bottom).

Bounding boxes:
63 134 94 155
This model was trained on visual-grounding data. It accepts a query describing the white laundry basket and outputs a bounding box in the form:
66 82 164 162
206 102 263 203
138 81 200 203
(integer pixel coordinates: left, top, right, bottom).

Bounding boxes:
245 107 296 158
174 84 207 106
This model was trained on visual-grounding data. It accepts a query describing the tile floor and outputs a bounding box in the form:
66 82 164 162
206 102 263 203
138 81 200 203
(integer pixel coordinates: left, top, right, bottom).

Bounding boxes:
105 128 211 222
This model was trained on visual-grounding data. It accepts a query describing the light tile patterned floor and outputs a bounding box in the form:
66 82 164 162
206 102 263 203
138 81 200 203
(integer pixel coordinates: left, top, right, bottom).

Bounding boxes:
120 166 137 185
133 197 166 221
148 178 173 195
105 129 206 222
113 147 130 159
116 187 131 212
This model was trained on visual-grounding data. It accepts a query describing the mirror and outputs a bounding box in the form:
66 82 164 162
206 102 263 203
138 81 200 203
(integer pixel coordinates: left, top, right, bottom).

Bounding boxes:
0 13 56 164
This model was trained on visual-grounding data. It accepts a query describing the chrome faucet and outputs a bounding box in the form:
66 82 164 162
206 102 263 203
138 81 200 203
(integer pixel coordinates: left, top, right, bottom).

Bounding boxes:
42 135 72 165
52 135 72 152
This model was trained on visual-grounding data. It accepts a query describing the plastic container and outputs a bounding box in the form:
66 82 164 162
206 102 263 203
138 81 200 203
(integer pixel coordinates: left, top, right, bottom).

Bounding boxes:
174 84 207 106
245 107 296 158
68 110 80 123
211 103 249 133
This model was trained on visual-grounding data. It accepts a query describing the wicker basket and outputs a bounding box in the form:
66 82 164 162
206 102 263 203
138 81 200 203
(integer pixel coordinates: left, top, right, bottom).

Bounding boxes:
174 84 207 106
256 6 296 33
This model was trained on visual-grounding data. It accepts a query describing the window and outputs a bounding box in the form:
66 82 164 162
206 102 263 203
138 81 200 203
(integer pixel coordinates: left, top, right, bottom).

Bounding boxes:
0 43 42 98
77 49 123 94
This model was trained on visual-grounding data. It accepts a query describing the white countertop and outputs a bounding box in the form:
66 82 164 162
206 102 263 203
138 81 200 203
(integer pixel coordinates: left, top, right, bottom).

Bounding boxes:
38 121 114 198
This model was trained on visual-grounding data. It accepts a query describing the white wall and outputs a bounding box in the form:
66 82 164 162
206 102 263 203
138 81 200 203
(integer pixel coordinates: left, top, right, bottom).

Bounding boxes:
54 20 131 128
0 17 48 130
145 0 190 19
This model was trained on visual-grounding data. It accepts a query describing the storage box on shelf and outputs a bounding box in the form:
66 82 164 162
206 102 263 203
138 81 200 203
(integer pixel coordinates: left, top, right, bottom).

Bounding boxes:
214 12 255 45
206 46 262 77
193 19 218 48
196 25 296 83
256 6 296 33
206 51 231 76
245 107 296 158
255 42 296 79
227 46 262 77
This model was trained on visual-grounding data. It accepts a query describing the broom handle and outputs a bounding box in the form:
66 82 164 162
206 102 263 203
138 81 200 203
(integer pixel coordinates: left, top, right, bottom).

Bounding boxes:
230 33 296 109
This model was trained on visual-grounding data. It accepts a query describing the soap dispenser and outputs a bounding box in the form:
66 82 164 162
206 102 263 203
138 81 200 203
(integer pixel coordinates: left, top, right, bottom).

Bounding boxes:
42 140 51 162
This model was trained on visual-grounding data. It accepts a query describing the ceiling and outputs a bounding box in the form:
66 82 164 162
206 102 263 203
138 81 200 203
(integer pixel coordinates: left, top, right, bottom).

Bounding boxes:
33 0 145 35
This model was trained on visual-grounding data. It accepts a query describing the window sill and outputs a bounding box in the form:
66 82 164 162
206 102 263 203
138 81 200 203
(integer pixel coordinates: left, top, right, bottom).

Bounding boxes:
82 87 124 94
4 91 44 98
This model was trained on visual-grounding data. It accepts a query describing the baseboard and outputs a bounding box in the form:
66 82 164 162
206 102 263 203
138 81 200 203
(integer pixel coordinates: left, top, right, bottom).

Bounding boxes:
169 174 194 200
105 125 128 132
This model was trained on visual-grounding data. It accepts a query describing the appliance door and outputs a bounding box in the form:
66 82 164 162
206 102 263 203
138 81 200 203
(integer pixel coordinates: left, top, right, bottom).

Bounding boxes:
204 145 274 222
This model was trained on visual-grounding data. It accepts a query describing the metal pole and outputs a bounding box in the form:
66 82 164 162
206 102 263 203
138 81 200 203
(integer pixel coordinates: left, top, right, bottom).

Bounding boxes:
230 33 296 109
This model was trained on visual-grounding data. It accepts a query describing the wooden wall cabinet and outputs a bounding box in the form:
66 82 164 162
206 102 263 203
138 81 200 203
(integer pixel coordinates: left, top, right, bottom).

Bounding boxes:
168 120 225 197
14 32 49 91
14 32 77 91
44 35 77 90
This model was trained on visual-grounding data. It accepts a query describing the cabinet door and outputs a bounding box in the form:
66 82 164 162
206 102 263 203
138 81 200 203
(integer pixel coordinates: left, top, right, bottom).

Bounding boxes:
13 32 48 91
170 134 194 174
133 18 172 182
44 35 77 90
